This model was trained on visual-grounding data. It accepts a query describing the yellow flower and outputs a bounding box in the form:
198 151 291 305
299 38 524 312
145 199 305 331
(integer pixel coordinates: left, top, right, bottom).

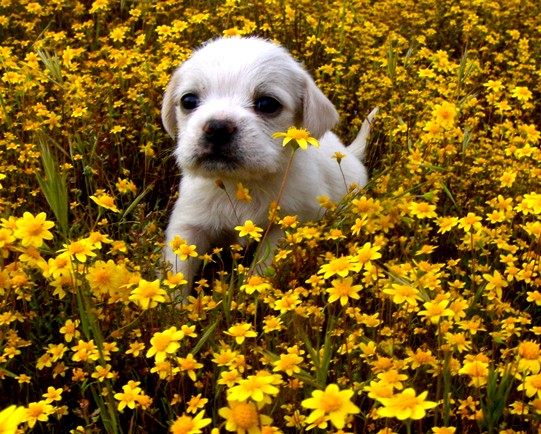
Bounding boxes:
326 277 362 306
235 220 264 242
353 242 382 267
432 101 457 129
409 201 438 219
212 349 239 367
225 322 257 345
116 177 137 194
279 215 298 229
58 239 97 263
511 85 532 101
377 388 437 420
89 0 109 13
126 341 145 358
114 381 142 412
0 227 14 250
418 299 455 325
25 400 54 428
13 212 55 248
382 283 422 307
71 339 100 363
517 340 541 374
445 332 472 353
146 327 184 362
90 192 120 213
519 193 541 215
42 386 63 403
318 256 361 279
301 383 360 430
86 260 121 296
170 410 211 434
363 380 394 401
236 182 252 202
273 126 319 150
432 428 456 434
482 270 508 299
459 360 489 387
240 275 272 295
219 399 272 434
91 364 116 382
499 170 516 188
178 353 203 382
164 271 188 288
129 279 167 310
0 405 27 434
436 216 459 234
173 242 199 261
273 353 303 376
458 212 483 233
273 292 300 313
151 360 179 380
377 369 408 390
109 25 128 42
186 394 209 414
59 319 80 343
517 374 541 398
483 79 504 92
228 372 280 402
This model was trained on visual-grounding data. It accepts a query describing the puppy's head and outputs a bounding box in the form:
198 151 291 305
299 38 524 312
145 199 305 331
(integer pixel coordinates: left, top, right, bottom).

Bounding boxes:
162 37 339 179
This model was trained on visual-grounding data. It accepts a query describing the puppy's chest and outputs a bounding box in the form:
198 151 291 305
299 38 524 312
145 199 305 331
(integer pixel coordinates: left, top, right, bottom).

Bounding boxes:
189 182 271 228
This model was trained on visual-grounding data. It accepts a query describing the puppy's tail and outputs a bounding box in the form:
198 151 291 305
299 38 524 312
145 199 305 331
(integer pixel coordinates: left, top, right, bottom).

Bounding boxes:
348 107 379 161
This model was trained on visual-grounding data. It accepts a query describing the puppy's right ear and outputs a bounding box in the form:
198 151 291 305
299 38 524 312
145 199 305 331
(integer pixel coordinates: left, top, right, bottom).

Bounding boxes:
161 69 181 139
301 70 340 139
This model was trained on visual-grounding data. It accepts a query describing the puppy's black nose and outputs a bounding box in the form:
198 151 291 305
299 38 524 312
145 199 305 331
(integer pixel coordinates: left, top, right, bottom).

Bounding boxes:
203 119 237 148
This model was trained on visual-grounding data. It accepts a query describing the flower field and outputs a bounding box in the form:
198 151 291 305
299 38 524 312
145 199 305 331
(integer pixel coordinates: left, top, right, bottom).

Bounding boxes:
1 0 541 432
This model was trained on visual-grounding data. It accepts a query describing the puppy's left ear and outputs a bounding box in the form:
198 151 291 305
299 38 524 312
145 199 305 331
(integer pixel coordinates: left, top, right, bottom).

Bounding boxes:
301 71 340 138
161 69 182 139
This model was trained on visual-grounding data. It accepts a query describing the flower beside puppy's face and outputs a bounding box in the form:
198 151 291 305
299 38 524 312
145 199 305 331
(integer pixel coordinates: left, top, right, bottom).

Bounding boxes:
161 37 339 180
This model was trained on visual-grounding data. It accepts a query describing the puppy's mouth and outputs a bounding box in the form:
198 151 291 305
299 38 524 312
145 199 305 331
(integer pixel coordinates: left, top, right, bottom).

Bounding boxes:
194 151 241 172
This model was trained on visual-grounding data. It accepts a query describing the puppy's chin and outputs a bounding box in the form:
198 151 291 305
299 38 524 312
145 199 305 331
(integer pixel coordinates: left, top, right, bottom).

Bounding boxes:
189 154 243 177
180 152 275 181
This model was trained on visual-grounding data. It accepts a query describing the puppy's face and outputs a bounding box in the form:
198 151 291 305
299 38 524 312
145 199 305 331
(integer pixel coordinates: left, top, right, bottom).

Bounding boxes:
162 37 339 180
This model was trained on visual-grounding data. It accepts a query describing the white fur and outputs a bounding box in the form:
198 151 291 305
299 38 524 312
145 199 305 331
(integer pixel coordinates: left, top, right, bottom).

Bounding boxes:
161 37 376 297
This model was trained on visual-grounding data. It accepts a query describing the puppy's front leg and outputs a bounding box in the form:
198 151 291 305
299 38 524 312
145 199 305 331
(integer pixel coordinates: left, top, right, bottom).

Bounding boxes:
164 223 211 300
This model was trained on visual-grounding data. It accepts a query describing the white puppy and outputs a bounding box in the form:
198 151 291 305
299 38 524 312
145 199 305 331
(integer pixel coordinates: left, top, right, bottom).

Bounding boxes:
161 37 376 297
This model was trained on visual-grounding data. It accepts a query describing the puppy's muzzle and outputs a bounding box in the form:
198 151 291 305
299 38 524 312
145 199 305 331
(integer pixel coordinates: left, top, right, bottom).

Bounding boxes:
202 119 237 150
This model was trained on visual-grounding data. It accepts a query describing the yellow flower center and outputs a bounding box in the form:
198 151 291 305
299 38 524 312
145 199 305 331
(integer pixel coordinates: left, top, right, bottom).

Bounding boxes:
232 402 259 429
321 392 343 413
395 394 419 410
68 241 86 254
171 415 195 434
27 222 45 236
530 376 541 389
288 128 310 140
27 403 46 417
152 334 172 352
93 269 113 285
328 257 351 272
519 342 541 360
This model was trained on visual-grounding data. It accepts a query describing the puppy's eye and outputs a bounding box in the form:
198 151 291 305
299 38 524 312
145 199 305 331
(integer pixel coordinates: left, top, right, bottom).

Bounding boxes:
181 94 199 111
254 96 282 115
